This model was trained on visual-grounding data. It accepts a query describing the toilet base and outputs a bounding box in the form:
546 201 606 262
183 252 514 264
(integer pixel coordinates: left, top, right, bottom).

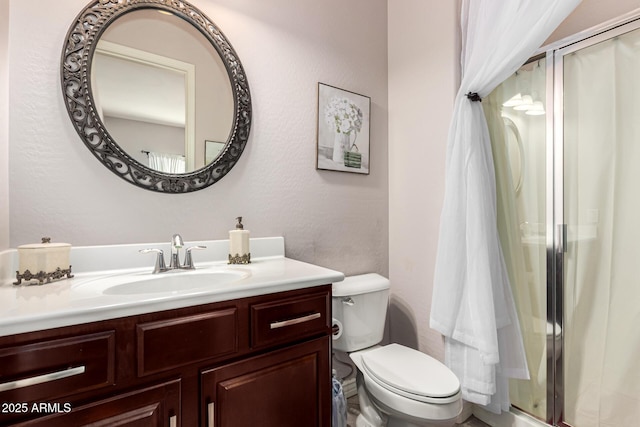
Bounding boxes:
368 398 458 427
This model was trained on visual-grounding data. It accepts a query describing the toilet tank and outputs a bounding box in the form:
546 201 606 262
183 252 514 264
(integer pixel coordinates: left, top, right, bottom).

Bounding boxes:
332 273 390 352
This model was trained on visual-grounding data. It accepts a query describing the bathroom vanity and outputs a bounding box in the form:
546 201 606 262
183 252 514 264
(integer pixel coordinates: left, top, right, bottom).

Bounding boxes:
0 237 343 426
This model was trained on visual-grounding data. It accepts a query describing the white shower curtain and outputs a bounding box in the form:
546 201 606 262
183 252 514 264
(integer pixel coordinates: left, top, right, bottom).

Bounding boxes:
562 31 640 427
148 152 186 174
430 0 581 413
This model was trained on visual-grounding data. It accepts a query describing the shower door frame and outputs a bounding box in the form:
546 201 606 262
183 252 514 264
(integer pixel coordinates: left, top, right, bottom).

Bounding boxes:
542 11 640 427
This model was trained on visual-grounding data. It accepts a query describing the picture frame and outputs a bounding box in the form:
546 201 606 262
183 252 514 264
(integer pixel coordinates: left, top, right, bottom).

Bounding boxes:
316 83 370 174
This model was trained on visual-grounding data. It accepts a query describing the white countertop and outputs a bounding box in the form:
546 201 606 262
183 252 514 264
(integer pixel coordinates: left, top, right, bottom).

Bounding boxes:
0 237 344 337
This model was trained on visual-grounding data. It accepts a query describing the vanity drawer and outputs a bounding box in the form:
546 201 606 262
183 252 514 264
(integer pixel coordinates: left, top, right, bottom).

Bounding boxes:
251 290 330 348
0 331 116 403
137 307 238 376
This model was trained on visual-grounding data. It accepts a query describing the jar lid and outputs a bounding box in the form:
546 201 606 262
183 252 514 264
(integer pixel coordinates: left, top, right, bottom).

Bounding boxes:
18 237 71 250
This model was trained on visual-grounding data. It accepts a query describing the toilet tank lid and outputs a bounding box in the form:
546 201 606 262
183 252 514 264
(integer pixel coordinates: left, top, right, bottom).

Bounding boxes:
332 273 390 297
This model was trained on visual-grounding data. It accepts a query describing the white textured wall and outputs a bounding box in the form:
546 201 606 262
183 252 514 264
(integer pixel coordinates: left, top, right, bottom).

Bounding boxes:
0 0 9 251
6 0 388 276
387 0 459 359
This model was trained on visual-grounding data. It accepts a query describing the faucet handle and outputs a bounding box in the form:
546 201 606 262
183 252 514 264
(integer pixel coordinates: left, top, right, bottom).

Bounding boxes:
183 245 207 270
139 248 167 274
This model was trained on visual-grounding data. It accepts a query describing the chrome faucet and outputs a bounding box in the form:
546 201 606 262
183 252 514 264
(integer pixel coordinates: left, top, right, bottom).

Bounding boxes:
139 234 207 274
170 234 184 269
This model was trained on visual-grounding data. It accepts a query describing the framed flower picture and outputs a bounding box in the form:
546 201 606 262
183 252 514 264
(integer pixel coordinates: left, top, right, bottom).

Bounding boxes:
316 83 371 174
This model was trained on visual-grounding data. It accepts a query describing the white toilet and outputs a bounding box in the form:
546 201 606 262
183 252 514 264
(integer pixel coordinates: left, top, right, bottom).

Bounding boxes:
332 273 462 427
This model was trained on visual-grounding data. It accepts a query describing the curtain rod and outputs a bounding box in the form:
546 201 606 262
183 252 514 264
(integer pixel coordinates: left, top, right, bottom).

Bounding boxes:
141 150 186 159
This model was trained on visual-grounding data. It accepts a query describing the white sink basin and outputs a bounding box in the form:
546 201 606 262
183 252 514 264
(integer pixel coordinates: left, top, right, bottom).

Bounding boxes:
101 269 250 295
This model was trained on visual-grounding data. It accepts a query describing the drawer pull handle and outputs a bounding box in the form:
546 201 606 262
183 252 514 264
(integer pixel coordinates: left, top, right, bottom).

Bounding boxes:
270 312 321 329
208 402 215 427
169 415 177 427
0 365 86 392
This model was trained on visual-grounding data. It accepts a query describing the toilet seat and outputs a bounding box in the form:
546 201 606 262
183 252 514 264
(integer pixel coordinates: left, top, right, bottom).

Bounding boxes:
360 344 461 404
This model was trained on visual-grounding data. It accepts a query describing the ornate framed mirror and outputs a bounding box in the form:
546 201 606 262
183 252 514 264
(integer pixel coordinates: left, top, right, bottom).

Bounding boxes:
61 0 251 193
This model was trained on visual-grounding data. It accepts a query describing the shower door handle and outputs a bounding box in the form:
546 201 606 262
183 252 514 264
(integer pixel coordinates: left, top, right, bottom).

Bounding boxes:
558 224 568 253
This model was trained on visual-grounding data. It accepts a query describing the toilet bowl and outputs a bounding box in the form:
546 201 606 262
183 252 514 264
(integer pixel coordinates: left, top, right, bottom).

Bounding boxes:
351 344 462 427
332 274 462 427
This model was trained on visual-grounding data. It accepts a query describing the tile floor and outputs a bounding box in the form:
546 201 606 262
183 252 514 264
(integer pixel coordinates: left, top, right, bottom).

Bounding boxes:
456 417 491 427
346 395 489 427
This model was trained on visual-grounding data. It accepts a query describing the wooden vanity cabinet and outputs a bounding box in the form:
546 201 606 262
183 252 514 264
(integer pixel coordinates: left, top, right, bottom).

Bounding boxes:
0 285 332 427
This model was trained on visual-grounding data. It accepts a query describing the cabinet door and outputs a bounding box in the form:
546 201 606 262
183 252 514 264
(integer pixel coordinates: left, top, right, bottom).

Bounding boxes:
13 379 181 427
201 336 330 427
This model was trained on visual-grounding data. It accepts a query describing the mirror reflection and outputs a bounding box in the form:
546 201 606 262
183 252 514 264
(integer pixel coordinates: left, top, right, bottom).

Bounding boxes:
92 9 234 173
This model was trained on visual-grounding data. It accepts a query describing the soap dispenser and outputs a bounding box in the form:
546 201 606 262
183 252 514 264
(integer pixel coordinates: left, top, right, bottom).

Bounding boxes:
228 217 250 264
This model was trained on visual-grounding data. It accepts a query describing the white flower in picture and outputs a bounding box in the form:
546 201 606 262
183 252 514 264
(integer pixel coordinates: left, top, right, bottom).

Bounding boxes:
324 97 363 137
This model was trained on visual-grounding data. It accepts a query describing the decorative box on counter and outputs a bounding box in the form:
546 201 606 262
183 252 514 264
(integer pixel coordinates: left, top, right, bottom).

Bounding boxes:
14 237 74 285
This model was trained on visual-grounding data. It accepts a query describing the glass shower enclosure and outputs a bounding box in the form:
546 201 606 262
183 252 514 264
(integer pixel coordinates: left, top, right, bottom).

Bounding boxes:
486 14 640 427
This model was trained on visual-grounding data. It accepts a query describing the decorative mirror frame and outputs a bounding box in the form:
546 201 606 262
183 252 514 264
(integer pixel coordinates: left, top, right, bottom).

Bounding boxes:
61 0 251 193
